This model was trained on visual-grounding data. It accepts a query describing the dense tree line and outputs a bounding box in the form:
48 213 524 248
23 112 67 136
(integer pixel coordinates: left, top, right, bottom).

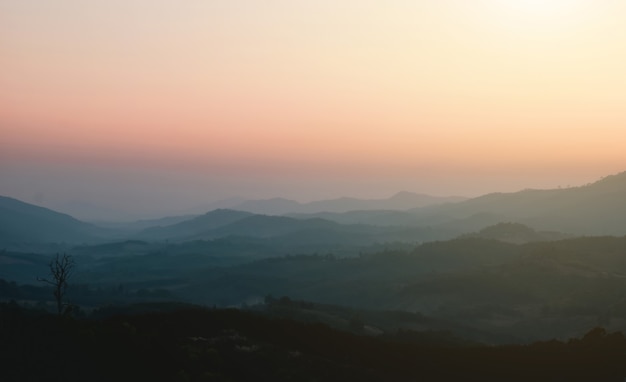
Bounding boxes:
1 302 625 381
0 278 176 309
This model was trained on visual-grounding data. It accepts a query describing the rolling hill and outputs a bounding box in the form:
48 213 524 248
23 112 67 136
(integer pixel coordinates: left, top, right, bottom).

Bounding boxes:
411 171 626 235
232 192 467 215
136 211 442 245
0 196 108 248
137 209 254 240
461 222 571 244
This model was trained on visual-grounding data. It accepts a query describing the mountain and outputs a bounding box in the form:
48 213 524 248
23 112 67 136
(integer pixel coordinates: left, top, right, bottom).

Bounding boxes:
232 192 466 215
461 222 571 244
0 196 106 248
303 192 466 213
180 196 247 215
287 210 426 226
91 214 200 232
412 171 626 235
142 212 371 242
232 198 302 215
137 209 254 240
134 211 446 247
209 215 343 239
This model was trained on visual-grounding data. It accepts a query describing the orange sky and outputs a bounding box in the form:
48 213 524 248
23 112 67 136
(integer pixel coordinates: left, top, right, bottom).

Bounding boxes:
1 0 626 219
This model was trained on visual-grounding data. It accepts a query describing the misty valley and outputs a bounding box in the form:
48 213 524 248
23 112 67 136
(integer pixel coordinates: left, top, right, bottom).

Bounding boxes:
3 171 626 381
6 0 626 379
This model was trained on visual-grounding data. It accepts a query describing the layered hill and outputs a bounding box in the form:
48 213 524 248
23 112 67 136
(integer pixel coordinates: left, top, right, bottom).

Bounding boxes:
136 210 442 245
4 170 626 249
232 192 466 215
408 171 626 235
137 209 254 240
175 234 626 341
0 196 107 248
462 222 570 244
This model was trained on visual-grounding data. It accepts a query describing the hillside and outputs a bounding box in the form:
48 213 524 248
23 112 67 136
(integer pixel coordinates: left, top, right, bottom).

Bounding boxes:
137 209 253 240
170 235 626 341
232 192 466 215
2 303 624 382
462 222 570 244
133 211 446 246
5 232 626 342
0 196 108 248
413 171 626 235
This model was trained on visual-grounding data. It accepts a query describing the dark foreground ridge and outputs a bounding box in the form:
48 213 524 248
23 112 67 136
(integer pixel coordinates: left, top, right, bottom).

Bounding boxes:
1 302 625 382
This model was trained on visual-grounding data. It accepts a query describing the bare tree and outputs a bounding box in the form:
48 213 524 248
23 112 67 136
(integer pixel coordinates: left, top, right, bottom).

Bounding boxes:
38 253 74 315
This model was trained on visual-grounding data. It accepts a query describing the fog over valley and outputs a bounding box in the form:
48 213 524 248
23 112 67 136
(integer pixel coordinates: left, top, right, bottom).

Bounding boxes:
3 0 626 379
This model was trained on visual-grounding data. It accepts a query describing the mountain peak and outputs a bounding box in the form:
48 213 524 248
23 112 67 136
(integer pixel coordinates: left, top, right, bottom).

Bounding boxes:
390 191 419 200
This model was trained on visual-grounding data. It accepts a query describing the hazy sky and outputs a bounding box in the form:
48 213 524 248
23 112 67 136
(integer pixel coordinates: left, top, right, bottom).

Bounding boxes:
2 0 625 220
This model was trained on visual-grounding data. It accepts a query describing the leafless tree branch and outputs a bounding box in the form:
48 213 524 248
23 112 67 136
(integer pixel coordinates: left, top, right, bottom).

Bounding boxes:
37 253 74 315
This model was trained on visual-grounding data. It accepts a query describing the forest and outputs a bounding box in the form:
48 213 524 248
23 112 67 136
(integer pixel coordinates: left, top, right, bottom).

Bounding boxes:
2 172 626 379
2 301 625 382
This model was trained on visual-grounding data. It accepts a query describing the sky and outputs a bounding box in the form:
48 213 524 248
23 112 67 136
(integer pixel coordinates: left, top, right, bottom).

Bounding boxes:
2 0 626 220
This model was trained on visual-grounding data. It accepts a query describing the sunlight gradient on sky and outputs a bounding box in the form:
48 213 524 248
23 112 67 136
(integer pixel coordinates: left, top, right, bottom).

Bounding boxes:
1 0 625 219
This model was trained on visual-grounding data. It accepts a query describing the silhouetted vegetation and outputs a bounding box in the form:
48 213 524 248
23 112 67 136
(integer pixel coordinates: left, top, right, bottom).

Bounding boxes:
1 302 624 381
5 234 626 341
4 172 626 379
37 253 74 315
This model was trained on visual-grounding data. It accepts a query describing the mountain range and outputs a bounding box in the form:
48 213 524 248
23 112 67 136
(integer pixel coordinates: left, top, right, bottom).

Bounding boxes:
229 192 467 215
2 171 626 249
0 196 104 248
292 171 626 235
415 171 626 235
3 170 626 344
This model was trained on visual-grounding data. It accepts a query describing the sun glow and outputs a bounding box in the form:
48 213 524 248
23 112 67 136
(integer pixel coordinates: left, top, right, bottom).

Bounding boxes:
489 0 589 27
497 0 577 14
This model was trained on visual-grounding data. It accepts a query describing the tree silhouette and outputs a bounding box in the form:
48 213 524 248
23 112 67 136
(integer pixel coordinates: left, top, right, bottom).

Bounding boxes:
38 253 74 315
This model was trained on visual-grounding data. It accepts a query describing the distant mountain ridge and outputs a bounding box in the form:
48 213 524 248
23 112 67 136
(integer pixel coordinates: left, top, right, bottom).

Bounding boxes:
461 222 571 244
412 171 626 235
0 196 106 248
137 209 254 240
135 209 440 244
3 170 626 248
231 192 467 215
283 171 626 236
